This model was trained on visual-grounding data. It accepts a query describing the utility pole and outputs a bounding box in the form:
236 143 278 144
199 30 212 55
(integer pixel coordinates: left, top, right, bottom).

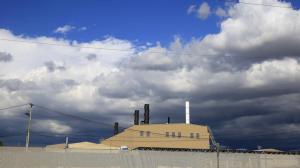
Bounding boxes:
25 103 33 151
217 143 220 168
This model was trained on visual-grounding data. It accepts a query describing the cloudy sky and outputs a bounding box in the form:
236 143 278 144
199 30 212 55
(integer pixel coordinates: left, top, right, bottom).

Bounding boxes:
1 0 300 150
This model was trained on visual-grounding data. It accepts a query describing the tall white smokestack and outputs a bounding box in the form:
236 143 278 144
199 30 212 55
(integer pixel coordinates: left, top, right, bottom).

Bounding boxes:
185 101 190 124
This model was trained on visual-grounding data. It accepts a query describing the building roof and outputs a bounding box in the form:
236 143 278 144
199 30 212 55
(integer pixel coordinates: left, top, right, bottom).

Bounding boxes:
46 141 119 150
101 123 210 149
124 123 209 131
45 124 211 150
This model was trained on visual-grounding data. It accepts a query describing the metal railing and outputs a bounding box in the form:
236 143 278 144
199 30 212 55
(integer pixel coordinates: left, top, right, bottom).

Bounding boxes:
0 147 299 168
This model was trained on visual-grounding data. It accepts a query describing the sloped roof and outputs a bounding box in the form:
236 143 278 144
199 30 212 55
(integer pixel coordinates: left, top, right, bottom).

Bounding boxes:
46 141 119 150
101 123 210 149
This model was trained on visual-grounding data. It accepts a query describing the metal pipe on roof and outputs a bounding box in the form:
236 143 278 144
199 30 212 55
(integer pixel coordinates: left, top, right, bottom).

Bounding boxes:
134 110 139 125
114 122 119 135
185 101 190 124
144 104 150 124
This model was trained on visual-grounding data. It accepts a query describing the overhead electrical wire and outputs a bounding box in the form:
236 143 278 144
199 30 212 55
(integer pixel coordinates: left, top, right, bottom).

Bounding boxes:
101 138 209 142
34 105 113 128
0 1 298 58
0 133 26 138
3 131 299 147
217 131 300 142
0 103 29 111
238 1 293 9
0 2 297 56
33 126 300 143
33 104 197 139
1 103 299 142
29 131 209 142
2 103 300 144
216 128 300 140
30 131 102 138
34 104 206 139
0 0 299 146
0 38 203 57
23 131 300 145
30 132 83 140
32 104 213 140
0 38 135 52
3 103 300 141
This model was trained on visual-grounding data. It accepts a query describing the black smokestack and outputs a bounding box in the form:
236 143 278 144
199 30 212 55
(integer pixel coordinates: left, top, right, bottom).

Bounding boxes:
168 116 170 124
114 122 119 135
144 104 150 124
134 110 139 125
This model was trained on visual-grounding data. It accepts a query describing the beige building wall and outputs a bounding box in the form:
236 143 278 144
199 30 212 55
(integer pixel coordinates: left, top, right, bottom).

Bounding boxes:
101 123 210 149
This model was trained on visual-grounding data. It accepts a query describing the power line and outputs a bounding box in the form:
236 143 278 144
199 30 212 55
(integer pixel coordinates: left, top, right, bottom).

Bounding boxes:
0 132 26 138
216 127 300 139
27 131 300 144
0 2 296 57
31 104 300 141
34 105 113 128
31 131 102 138
3 131 300 146
0 38 135 52
0 103 29 111
104 138 209 142
31 132 83 140
217 130 300 141
0 103 242 141
30 131 209 142
31 104 206 140
3 103 300 144
33 104 191 139
25 127 300 142
238 1 293 9
0 38 201 57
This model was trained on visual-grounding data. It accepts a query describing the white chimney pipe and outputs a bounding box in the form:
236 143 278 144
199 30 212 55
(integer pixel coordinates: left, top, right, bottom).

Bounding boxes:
185 101 190 124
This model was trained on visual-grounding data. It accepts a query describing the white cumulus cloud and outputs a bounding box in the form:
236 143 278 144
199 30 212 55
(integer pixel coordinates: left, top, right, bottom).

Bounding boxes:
1 0 300 148
54 25 76 34
215 7 227 18
187 5 197 14
33 120 72 134
197 2 211 20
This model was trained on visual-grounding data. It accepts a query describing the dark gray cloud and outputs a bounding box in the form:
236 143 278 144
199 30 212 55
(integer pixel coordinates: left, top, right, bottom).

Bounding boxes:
126 54 178 71
86 54 97 61
210 37 300 70
0 79 37 91
1 0 300 150
44 61 56 72
44 61 66 72
0 52 13 62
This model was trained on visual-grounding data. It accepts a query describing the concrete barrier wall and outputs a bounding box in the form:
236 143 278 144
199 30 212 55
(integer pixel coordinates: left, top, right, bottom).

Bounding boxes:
0 147 300 168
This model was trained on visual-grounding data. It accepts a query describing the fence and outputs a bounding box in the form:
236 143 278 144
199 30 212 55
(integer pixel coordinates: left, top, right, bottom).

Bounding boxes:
0 147 300 168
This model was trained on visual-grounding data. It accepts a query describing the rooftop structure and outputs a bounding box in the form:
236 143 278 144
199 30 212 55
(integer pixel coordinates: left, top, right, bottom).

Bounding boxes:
101 123 210 149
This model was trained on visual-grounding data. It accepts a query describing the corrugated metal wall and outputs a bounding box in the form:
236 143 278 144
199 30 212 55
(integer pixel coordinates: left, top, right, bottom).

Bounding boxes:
0 147 299 168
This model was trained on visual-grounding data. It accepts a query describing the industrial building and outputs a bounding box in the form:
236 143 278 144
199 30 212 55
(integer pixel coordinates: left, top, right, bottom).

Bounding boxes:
101 123 210 149
46 101 213 150
101 102 212 150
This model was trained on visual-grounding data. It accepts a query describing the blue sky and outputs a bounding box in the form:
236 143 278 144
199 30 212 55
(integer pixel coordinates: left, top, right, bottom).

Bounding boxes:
2 0 300 44
2 0 300 150
0 0 227 45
